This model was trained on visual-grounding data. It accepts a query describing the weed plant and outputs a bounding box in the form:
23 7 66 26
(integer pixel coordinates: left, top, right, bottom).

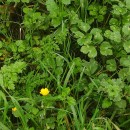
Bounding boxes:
0 0 130 129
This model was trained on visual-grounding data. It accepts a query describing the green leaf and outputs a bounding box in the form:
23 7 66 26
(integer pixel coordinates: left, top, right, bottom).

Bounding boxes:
104 30 121 42
78 22 90 32
94 32 103 43
90 28 102 34
80 45 97 58
62 87 70 97
122 23 130 35
100 42 113 56
31 107 39 115
0 74 3 87
120 56 130 67
115 99 127 109
9 43 17 53
7 0 20 2
67 96 76 105
109 18 119 25
23 7 33 14
104 30 111 38
93 127 104 130
118 68 129 80
61 0 71 5
57 110 66 120
21 0 29 3
46 0 59 13
125 0 130 9
102 98 112 108
73 31 84 38
112 5 127 15
0 41 3 48
110 31 121 42
83 59 98 75
1 61 26 90
51 18 62 27
123 41 130 53
69 11 80 24
106 59 117 71
15 40 26 52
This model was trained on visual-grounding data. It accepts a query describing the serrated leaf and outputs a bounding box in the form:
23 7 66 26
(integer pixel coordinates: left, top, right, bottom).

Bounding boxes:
100 42 113 56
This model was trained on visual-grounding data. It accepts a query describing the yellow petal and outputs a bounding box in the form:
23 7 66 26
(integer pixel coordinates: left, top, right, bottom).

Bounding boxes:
40 88 49 96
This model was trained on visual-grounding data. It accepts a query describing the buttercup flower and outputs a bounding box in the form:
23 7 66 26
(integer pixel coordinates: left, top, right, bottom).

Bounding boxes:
40 88 49 96
12 107 17 112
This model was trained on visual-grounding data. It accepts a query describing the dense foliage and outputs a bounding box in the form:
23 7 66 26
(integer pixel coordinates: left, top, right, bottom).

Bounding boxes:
0 0 130 129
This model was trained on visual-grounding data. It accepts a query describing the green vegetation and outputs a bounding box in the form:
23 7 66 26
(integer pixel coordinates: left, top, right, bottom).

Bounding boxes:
0 0 130 129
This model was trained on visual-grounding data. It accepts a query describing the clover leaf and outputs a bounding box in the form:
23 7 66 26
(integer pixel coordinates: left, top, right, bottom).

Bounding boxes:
100 42 113 56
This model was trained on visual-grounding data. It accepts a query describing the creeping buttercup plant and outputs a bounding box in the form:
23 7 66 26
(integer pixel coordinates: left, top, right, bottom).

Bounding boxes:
0 0 130 129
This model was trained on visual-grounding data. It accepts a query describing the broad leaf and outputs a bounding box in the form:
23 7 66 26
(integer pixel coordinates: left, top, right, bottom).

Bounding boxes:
120 56 130 67
123 40 130 53
122 23 130 35
100 42 113 56
61 0 71 5
125 0 130 10
102 98 112 108
80 45 97 58
106 59 117 72
115 99 127 109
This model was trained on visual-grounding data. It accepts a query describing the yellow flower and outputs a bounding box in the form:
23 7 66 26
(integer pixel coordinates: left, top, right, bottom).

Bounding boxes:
12 107 17 112
40 88 49 96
